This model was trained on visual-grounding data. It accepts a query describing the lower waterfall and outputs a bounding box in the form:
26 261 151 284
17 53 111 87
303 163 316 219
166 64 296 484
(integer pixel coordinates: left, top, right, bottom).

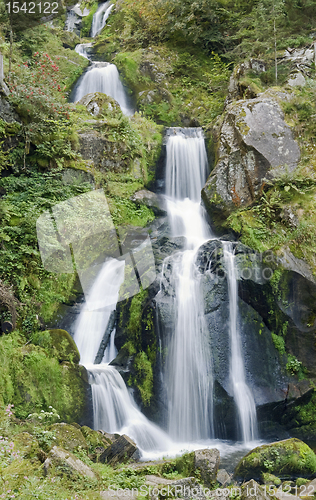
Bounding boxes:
223 242 258 442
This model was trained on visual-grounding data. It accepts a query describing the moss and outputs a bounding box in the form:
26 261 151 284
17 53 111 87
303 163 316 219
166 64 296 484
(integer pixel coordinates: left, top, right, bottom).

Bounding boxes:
48 423 87 452
131 351 153 406
32 329 80 364
235 438 316 481
81 2 99 37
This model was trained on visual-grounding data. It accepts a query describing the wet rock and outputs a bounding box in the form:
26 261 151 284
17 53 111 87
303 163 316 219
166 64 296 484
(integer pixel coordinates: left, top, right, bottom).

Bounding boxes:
49 423 88 453
47 329 80 364
234 438 316 481
202 96 300 229
44 445 96 478
99 434 137 465
194 448 220 487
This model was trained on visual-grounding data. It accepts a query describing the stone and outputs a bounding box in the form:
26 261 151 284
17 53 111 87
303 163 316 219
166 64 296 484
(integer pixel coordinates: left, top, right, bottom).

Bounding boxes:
78 92 121 118
202 96 300 229
80 425 112 461
242 479 273 500
0 95 21 123
99 434 137 465
217 469 232 486
288 72 306 87
194 448 220 486
130 189 166 215
44 445 95 478
49 423 88 452
47 329 80 364
234 438 316 481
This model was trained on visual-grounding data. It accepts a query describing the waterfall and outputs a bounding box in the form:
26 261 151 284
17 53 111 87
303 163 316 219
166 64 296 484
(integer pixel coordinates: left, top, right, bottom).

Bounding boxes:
88 364 172 455
164 128 214 441
73 258 125 365
223 242 258 443
73 258 172 456
75 43 93 60
71 63 134 116
91 2 114 37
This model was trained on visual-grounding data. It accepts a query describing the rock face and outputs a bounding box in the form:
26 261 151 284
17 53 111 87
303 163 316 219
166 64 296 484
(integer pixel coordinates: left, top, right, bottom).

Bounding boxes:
202 97 300 228
99 434 137 465
44 445 96 478
194 448 220 487
234 438 316 481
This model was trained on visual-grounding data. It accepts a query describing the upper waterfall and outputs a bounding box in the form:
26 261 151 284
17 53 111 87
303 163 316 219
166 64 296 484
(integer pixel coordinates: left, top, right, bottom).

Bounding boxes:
91 2 114 37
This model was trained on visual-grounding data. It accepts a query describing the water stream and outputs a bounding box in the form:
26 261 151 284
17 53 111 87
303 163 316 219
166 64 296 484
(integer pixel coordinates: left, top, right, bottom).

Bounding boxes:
91 1 114 37
163 128 214 441
223 242 258 443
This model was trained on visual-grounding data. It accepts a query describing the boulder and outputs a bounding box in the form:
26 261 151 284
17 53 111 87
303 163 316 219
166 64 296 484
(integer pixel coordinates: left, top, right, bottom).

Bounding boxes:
78 92 122 118
194 448 220 487
49 423 88 453
47 329 80 364
44 445 95 478
242 479 273 500
130 189 166 215
234 438 316 481
288 72 306 87
202 96 300 229
0 95 21 123
80 425 112 460
99 434 137 465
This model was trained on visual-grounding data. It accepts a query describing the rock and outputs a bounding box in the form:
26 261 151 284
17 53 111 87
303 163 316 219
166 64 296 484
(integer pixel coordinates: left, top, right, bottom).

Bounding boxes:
13 432 39 458
99 434 137 465
242 479 273 500
234 438 316 481
47 329 80 364
202 96 300 229
78 92 121 117
217 469 232 486
1 320 13 333
194 448 220 486
0 95 21 123
261 473 282 486
130 189 166 215
97 430 117 443
44 445 95 478
288 72 306 87
80 425 112 461
49 423 88 453
60 30 80 49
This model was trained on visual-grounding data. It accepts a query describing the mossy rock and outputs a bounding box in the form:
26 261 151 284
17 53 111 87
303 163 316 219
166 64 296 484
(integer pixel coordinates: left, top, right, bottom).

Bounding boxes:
261 473 282 485
78 92 122 118
13 432 40 459
235 438 316 481
60 30 80 49
49 423 88 452
80 426 111 452
47 329 80 364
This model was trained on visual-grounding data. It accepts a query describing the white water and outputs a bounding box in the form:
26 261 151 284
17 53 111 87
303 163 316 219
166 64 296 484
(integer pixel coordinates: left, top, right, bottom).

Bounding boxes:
91 2 114 37
65 3 90 32
223 242 258 443
164 128 214 441
75 43 92 60
73 258 125 365
72 63 134 116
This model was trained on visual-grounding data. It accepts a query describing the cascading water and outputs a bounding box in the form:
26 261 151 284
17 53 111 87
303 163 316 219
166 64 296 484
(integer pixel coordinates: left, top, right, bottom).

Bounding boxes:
71 63 134 116
73 258 172 457
223 242 258 443
91 1 114 37
163 128 214 441
75 43 93 60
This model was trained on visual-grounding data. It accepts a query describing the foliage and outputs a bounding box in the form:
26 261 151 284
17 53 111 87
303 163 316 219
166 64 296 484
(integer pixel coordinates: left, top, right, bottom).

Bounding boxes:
286 354 303 375
271 333 285 354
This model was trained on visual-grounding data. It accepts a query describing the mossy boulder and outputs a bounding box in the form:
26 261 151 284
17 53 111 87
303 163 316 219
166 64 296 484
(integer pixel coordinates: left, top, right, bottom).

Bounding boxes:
13 432 40 459
78 92 122 118
49 423 88 453
47 329 80 364
80 425 112 452
235 438 316 481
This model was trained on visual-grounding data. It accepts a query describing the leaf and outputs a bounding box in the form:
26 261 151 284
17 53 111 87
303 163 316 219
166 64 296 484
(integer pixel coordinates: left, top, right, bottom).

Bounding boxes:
284 185 290 191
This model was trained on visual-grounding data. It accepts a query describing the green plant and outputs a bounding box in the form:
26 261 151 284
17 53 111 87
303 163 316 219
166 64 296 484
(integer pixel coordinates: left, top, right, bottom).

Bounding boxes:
286 355 302 375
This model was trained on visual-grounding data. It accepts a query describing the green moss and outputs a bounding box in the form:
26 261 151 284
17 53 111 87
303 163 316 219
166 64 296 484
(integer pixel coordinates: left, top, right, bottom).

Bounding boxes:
81 2 99 37
235 438 316 480
132 351 153 406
